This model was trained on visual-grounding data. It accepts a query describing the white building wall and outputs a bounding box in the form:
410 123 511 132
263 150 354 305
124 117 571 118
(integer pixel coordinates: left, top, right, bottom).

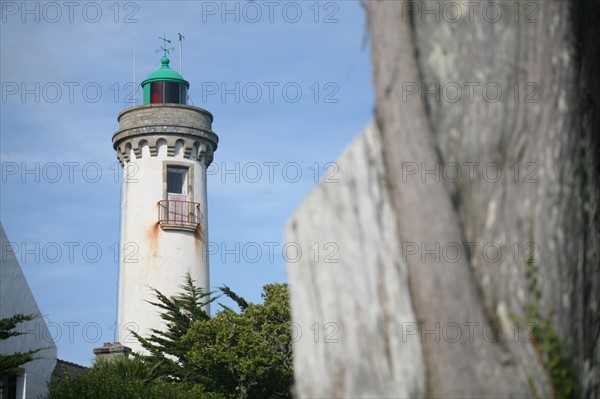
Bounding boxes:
117 151 208 351
0 224 57 399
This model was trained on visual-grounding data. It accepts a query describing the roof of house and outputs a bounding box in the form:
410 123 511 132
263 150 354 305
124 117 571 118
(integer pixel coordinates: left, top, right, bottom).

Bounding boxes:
52 358 88 380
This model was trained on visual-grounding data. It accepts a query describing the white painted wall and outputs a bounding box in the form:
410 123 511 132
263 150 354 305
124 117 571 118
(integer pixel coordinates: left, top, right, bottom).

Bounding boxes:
116 131 210 353
0 224 57 399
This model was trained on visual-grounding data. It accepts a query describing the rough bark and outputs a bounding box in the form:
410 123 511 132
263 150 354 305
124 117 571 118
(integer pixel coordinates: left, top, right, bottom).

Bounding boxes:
285 0 598 397
368 0 599 397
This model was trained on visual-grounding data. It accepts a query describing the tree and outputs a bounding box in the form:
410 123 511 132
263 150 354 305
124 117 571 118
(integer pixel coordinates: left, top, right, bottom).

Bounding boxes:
367 0 599 397
133 274 293 398
0 313 44 378
183 283 293 399
131 273 215 381
286 1 599 397
48 275 293 398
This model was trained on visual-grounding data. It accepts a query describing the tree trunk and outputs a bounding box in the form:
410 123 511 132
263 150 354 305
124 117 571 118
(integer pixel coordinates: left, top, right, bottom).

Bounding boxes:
368 0 599 397
285 0 599 397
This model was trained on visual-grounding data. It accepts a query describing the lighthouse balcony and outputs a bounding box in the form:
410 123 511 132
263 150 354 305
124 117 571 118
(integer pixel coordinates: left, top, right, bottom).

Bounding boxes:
158 200 203 232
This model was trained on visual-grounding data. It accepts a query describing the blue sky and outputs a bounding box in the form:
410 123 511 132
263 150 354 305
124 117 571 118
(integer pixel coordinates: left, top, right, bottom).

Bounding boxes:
0 1 373 366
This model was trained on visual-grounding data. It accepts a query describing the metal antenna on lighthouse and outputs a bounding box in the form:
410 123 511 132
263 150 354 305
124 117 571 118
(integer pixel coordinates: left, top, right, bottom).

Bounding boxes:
178 33 185 74
133 37 137 105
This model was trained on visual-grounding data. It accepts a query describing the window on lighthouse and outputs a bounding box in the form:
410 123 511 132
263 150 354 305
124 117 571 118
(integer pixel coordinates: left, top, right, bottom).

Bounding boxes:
165 166 191 225
167 167 187 194
150 82 164 104
150 81 187 104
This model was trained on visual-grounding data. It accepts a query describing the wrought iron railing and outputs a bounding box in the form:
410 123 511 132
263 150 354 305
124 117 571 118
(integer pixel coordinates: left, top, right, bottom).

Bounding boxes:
158 200 202 229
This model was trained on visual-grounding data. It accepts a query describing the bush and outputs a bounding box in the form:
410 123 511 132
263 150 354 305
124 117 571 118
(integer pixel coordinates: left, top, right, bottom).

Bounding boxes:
48 356 192 399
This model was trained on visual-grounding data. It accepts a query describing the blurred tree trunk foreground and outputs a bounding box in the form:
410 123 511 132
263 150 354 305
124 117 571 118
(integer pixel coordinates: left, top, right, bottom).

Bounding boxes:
368 0 599 397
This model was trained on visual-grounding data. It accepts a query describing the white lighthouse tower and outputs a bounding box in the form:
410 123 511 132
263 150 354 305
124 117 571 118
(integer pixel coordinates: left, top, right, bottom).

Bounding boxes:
112 45 218 353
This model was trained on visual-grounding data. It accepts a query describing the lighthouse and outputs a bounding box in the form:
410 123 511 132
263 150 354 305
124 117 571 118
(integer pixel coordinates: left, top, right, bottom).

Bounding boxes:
112 44 218 353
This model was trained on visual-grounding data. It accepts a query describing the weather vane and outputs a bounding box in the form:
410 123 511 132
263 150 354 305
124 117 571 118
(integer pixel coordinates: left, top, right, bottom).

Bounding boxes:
157 34 175 57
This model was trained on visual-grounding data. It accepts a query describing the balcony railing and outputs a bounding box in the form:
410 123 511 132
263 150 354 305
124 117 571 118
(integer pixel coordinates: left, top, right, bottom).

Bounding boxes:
158 200 202 231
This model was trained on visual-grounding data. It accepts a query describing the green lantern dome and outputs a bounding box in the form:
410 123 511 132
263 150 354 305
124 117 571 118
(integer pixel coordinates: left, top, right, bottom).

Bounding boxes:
141 56 189 105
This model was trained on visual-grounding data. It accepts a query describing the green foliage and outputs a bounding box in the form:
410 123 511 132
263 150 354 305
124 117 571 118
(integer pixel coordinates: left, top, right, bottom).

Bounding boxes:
131 272 215 381
524 221 579 398
48 275 294 398
133 274 293 398
183 283 293 399
0 314 37 340
0 313 43 378
48 356 193 399
219 284 249 311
